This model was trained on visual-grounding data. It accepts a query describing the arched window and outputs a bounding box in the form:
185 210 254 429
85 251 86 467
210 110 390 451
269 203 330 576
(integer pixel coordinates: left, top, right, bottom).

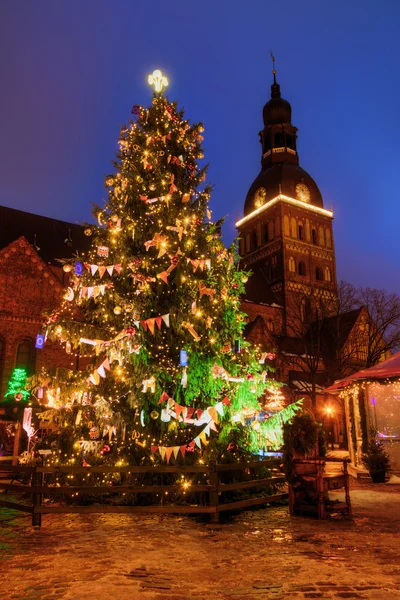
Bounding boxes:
290 217 297 238
274 132 284 147
298 261 306 276
325 228 332 248
16 340 35 374
315 266 323 281
283 215 290 236
324 266 332 282
305 219 311 242
275 216 281 236
268 220 274 240
288 256 296 272
285 133 293 149
267 319 274 332
319 226 325 246
298 223 304 240
311 228 317 245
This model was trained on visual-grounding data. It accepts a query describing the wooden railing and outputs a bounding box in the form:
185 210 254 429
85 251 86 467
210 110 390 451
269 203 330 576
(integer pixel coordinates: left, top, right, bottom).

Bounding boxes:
0 458 286 526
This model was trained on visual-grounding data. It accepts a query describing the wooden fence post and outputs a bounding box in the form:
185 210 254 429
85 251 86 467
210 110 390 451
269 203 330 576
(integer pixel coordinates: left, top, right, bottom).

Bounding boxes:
32 467 43 527
12 422 21 466
208 460 219 523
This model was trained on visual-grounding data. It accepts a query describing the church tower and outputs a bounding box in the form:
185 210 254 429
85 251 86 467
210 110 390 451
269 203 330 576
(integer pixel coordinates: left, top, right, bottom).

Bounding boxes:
236 64 338 331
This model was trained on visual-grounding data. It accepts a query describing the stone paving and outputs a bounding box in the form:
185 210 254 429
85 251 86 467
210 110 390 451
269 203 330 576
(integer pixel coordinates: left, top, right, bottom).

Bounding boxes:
0 480 399 600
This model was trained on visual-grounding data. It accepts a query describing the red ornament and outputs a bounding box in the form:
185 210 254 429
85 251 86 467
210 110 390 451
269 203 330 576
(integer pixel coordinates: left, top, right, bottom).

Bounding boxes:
14 393 23 402
100 444 111 456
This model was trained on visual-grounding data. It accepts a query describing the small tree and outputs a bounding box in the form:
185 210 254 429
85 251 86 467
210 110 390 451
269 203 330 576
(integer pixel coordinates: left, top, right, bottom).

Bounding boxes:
4 368 30 402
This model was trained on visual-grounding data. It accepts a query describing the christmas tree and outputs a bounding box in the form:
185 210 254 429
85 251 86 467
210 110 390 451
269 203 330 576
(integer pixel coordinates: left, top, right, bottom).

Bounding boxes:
5 368 30 402
41 70 301 465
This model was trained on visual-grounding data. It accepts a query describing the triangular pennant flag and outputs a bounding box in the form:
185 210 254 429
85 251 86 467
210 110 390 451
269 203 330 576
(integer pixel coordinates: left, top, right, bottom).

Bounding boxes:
162 313 170 327
222 396 231 406
89 371 100 385
180 445 186 457
134 320 140 328
155 316 162 330
205 259 211 270
158 271 169 284
159 447 166 461
80 287 87 297
209 420 218 432
175 404 184 417
151 445 159 453
103 358 111 371
199 260 205 271
98 266 106 279
173 446 180 459
215 402 224 416
187 407 195 419
165 447 174 464
147 318 156 335
199 430 208 444
167 397 175 409
97 364 106 378
87 287 94 298
194 436 202 448
158 391 170 405
107 266 114 276
114 264 122 274
93 286 100 299
91 265 98 276
208 407 218 423
84 263 90 271
100 285 106 296
140 320 148 330
196 409 204 419
204 424 211 436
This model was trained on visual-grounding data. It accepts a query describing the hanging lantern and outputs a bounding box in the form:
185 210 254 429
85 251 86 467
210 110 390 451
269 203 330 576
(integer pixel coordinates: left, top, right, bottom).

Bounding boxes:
63 264 72 273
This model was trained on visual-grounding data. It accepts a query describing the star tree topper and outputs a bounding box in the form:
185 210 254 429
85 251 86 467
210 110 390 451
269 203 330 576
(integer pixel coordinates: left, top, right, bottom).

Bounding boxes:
148 69 169 93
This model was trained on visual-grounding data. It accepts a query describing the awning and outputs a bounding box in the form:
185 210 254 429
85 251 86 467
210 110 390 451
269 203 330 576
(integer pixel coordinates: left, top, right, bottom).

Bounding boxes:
324 351 400 393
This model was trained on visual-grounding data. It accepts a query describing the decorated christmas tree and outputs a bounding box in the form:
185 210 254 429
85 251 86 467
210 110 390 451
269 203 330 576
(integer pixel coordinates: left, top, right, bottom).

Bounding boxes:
39 70 301 465
5 368 30 402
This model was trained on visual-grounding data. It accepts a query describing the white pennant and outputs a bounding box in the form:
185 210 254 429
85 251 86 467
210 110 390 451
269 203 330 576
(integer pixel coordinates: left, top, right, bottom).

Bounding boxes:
107 266 114 276
91 265 98 276
97 364 106 378
162 313 170 327
215 402 224 416
87 287 94 298
100 285 106 296
173 446 180 459
194 436 202 448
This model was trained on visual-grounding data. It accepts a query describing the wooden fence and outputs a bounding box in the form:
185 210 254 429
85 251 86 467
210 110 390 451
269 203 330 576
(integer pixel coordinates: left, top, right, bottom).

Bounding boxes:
0 458 287 526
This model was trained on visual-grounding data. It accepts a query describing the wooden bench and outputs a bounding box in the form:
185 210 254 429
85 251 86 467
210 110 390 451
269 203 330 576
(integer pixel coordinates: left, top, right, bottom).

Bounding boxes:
288 457 351 519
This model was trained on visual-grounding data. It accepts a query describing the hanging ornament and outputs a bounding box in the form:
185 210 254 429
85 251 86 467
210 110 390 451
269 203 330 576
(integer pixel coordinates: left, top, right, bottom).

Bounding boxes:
63 264 72 273
84 228 92 236
113 306 122 315
100 444 111 455
179 350 188 367
150 410 159 420
89 426 100 440
132 430 140 440
181 368 188 388
75 262 83 276
65 341 72 354
97 246 109 258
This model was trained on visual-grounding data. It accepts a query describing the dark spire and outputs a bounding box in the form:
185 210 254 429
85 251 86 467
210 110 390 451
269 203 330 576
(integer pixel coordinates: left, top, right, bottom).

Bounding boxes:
270 52 281 98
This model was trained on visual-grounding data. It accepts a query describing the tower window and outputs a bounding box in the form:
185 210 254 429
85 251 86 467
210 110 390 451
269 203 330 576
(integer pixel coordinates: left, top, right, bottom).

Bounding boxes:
298 261 306 276
268 220 274 240
312 228 317 244
315 266 323 281
267 319 274 332
298 224 303 240
290 218 297 238
324 266 332 282
286 134 293 149
326 228 332 248
274 132 284 147
263 224 269 243
288 256 296 272
319 226 325 246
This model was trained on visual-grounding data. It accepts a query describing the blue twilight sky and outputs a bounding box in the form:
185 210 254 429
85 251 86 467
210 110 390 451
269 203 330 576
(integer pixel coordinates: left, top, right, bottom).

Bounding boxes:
0 1 399 293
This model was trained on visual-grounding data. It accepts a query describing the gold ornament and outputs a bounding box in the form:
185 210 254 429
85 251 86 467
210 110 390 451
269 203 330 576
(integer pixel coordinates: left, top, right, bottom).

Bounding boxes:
241 275 248 283
150 410 159 420
113 306 122 315
63 264 72 273
84 228 92 236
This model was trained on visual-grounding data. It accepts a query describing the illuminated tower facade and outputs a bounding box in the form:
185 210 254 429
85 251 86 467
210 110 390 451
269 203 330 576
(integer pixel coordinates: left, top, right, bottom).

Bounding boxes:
236 68 338 331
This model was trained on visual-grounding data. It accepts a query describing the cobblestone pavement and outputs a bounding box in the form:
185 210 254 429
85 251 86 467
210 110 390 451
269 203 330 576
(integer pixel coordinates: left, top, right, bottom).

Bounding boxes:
0 480 399 600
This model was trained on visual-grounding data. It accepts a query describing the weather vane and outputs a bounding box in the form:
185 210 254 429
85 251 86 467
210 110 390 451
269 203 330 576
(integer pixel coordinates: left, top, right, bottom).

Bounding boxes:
148 69 169 93
270 51 276 75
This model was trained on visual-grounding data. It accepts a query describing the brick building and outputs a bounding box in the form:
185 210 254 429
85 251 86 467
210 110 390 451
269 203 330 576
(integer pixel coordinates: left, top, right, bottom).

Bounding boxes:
0 206 90 400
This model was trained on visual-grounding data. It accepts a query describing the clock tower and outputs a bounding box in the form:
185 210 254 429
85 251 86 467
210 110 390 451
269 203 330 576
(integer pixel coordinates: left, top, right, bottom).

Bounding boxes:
236 68 338 332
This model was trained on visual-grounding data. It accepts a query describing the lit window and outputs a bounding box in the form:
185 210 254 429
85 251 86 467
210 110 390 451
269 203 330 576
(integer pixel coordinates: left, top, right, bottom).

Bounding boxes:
289 256 296 272
16 340 35 373
324 266 332 282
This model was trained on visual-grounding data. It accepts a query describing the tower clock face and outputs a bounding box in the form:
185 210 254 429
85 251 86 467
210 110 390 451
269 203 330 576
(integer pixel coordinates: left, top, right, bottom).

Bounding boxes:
254 187 267 208
295 183 310 203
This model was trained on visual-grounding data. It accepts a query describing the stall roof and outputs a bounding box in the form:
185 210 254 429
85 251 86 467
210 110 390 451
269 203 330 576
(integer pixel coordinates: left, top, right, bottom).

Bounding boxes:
324 351 400 393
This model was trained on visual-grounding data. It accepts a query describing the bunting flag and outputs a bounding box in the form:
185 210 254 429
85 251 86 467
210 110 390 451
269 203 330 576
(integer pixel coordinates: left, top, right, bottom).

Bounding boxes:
80 283 113 299
88 358 111 386
157 394 226 426
139 313 170 334
150 422 215 462
144 232 168 257
186 258 211 272
140 194 167 205
169 173 177 195
167 220 184 241
142 376 156 393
